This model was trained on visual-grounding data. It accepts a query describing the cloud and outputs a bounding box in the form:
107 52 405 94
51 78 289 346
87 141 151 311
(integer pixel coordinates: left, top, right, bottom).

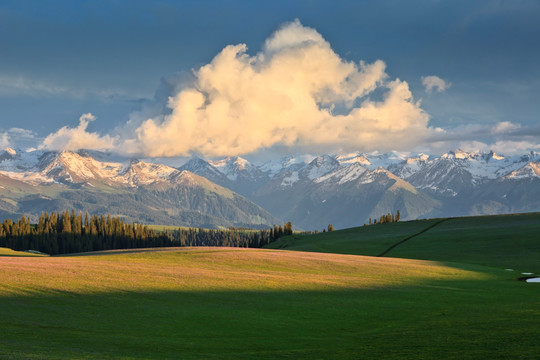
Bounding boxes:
0 75 68 97
491 121 521 134
451 140 540 155
422 75 451 93
419 120 540 155
7 128 36 139
0 132 9 148
123 19 436 157
0 74 148 102
40 113 116 151
36 20 533 158
490 140 540 154
0 128 40 150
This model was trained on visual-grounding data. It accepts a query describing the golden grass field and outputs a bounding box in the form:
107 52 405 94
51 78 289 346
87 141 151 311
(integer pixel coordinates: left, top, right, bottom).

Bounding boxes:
1 247 486 297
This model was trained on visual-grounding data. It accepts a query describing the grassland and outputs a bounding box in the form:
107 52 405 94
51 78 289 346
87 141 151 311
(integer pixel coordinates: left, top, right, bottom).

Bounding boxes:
1 213 539 359
0 247 46 257
268 212 540 273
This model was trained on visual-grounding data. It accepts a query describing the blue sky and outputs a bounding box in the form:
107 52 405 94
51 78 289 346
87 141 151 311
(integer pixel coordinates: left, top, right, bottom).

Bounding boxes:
1 0 539 158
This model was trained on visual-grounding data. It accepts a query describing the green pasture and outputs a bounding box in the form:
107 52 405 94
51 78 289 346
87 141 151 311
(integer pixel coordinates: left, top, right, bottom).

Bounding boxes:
1 213 539 359
268 212 540 273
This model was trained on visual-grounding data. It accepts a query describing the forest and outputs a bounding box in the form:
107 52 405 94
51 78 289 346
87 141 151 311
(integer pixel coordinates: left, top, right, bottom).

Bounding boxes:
0 211 289 255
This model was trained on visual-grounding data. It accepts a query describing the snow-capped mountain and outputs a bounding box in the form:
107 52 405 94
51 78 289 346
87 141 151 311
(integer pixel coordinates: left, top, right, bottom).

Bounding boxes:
503 161 540 180
208 156 269 195
336 151 410 170
1 147 539 230
179 156 233 190
180 156 268 196
387 150 540 197
209 156 264 181
0 149 279 228
248 149 540 228
258 155 314 177
252 161 440 230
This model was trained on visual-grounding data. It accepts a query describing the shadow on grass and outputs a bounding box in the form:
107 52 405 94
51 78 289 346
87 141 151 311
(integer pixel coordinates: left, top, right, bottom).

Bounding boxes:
1 277 539 360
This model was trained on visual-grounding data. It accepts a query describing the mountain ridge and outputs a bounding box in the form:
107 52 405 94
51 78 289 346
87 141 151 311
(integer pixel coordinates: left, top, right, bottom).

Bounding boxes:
0 149 279 228
1 147 539 229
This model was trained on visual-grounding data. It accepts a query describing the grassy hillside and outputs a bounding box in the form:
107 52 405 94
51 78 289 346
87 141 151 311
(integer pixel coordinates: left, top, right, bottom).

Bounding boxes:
267 212 540 273
1 247 539 359
0 247 46 257
2 213 539 358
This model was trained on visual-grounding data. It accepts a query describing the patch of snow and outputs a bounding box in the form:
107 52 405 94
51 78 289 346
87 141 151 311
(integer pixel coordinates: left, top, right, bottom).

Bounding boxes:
0 170 55 185
365 151 410 169
209 156 262 181
505 162 540 179
526 278 540 283
281 171 299 187
316 163 369 185
305 155 341 180
336 152 371 166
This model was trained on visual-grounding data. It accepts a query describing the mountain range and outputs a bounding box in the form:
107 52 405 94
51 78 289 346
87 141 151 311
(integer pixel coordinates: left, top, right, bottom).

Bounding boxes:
1 147 539 229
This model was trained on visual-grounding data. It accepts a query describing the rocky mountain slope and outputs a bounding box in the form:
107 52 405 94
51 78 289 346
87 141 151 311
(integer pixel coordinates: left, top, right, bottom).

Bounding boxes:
181 149 540 229
1 147 539 230
0 149 279 228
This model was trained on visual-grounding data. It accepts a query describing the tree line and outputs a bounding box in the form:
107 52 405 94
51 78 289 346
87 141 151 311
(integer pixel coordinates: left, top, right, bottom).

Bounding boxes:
0 211 289 255
366 210 401 226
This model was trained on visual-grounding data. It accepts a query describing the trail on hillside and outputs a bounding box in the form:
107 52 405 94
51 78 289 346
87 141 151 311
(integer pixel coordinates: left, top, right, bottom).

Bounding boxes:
377 218 452 257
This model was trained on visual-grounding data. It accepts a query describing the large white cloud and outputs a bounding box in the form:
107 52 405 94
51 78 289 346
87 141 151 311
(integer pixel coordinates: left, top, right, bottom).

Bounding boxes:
124 19 437 157
40 113 115 151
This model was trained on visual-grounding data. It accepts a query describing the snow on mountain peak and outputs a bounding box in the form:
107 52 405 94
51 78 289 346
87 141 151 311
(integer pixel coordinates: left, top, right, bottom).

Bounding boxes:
121 160 178 186
258 155 313 176
504 162 540 180
454 149 474 159
0 148 20 164
232 156 248 170
335 152 372 166
315 162 368 184
305 155 340 180
209 156 258 180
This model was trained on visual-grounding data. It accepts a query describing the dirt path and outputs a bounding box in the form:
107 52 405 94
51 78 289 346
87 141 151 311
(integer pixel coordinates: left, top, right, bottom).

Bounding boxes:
377 218 452 257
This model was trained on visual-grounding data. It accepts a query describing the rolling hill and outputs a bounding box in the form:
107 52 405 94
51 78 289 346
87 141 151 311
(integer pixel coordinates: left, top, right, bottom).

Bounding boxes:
266 212 540 273
1 213 539 359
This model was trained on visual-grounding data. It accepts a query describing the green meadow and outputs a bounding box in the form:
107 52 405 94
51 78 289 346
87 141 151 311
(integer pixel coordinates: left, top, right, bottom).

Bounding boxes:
268 212 540 273
1 213 539 359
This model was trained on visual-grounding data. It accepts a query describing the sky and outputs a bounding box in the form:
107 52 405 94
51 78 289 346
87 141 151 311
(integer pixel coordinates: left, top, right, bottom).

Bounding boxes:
1 0 539 161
